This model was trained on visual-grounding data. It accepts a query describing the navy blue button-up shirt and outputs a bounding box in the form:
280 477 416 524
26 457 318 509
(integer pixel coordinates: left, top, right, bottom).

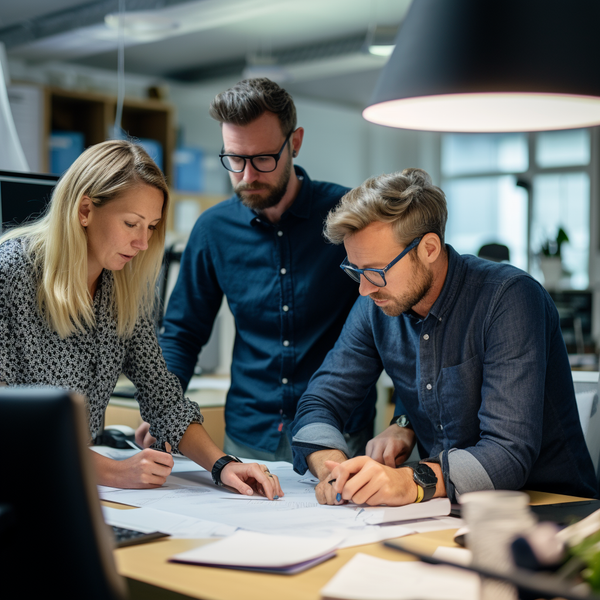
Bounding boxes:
292 246 597 501
160 166 376 453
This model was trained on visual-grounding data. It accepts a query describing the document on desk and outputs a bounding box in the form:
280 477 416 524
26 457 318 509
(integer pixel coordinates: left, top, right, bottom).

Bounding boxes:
102 506 236 538
170 530 342 574
320 553 479 600
98 459 458 548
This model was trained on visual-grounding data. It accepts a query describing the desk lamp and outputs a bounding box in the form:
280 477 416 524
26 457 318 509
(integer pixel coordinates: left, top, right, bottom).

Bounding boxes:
363 0 600 132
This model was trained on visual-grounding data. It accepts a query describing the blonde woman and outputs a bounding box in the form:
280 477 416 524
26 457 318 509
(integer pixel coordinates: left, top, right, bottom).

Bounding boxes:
0 140 282 497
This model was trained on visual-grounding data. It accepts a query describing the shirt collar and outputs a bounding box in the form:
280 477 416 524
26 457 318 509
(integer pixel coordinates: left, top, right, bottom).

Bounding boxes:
427 244 464 321
247 165 312 227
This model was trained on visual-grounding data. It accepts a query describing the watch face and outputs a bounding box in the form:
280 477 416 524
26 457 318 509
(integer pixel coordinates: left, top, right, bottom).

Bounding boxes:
397 415 410 428
414 463 437 487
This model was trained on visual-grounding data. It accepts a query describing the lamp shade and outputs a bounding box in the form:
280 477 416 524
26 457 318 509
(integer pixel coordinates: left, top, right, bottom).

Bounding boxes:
363 0 600 132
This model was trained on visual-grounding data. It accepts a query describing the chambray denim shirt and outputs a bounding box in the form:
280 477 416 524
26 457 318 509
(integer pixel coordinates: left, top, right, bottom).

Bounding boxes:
292 246 598 501
160 166 376 453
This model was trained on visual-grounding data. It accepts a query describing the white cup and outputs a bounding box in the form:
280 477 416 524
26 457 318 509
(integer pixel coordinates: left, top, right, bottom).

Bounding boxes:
460 490 536 600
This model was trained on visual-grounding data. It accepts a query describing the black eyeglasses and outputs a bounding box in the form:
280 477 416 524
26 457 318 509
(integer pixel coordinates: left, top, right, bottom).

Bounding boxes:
340 237 422 287
219 131 293 173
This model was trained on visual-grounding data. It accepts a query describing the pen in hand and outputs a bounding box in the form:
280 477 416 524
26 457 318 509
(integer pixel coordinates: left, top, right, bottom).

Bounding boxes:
328 478 342 502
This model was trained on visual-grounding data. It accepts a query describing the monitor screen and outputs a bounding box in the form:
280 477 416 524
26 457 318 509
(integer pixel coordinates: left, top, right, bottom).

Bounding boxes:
0 170 59 231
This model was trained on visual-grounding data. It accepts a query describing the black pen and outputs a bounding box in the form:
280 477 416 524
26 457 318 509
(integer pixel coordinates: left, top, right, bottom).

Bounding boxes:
328 479 342 502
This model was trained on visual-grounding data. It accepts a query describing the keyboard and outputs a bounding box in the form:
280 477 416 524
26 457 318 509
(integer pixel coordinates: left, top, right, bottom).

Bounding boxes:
111 525 169 548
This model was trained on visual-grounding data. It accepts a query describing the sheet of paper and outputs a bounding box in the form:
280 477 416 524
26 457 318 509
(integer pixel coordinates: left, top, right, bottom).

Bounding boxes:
102 506 236 538
97 461 462 547
171 530 343 570
336 524 415 549
320 553 480 600
401 516 464 533
362 498 452 524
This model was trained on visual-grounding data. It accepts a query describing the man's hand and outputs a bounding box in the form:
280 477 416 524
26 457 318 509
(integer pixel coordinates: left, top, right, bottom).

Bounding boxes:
325 456 418 506
92 447 174 489
306 448 348 505
366 424 416 467
220 462 284 500
135 421 157 448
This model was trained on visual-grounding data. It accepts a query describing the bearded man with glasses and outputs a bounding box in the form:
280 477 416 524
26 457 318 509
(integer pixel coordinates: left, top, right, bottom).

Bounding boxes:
154 78 376 463
291 168 597 507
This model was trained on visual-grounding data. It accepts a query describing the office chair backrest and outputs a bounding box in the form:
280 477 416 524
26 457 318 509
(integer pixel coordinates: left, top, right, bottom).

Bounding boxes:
573 373 600 486
478 243 510 263
0 387 127 600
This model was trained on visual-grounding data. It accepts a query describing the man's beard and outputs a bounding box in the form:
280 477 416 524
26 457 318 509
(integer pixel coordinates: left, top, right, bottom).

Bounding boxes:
371 256 434 317
235 156 292 211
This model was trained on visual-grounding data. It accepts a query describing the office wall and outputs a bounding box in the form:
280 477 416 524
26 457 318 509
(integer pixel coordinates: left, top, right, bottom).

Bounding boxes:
172 80 440 191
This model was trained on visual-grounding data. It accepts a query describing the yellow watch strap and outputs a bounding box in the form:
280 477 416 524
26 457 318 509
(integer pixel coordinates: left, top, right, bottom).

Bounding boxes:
415 483 424 503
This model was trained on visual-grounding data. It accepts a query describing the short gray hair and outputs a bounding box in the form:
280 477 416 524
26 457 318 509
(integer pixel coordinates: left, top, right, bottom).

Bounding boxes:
324 168 447 248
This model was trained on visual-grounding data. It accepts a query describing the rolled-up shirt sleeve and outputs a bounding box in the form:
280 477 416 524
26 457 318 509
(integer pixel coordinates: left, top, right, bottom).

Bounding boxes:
291 297 382 474
123 316 203 454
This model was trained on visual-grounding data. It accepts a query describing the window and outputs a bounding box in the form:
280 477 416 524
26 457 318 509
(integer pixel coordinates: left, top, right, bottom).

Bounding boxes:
441 129 592 289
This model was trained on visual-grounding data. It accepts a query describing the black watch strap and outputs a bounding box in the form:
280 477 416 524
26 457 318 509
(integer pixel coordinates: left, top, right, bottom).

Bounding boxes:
211 454 242 486
400 461 437 502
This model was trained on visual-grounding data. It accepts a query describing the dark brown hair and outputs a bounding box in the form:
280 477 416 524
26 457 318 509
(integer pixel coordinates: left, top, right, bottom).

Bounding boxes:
209 78 297 135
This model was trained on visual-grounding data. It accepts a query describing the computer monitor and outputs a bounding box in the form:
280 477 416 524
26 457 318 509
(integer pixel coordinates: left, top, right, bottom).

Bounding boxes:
0 170 59 231
0 388 127 599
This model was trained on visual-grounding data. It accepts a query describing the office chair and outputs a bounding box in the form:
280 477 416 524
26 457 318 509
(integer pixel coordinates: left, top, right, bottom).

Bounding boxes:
0 387 128 600
573 375 600 489
478 243 510 263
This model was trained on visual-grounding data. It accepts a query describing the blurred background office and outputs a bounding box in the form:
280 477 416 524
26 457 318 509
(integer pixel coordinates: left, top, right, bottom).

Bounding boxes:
1 0 599 371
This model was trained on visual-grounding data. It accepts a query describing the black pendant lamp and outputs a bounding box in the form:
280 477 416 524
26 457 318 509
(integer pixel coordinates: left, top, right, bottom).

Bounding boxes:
363 0 600 132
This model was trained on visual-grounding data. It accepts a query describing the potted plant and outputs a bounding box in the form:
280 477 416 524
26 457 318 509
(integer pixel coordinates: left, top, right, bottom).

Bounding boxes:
539 227 569 288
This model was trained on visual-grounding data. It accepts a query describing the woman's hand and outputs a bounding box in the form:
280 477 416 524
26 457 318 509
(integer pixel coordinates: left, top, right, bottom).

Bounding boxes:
220 462 284 500
92 447 173 489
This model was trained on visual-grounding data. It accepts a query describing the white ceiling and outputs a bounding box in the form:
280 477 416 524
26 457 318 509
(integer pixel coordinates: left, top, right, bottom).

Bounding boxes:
0 0 413 107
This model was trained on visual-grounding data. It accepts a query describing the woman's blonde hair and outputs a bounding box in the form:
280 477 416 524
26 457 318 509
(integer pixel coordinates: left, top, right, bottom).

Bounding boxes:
325 168 447 248
0 139 169 338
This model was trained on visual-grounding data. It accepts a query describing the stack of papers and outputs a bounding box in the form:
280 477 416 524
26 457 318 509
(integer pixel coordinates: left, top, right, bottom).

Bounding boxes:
98 456 462 563
170 530 343 574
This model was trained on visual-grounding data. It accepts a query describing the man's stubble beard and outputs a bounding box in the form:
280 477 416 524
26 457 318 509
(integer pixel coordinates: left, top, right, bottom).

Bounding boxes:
372 255 434 317
234 153 292 211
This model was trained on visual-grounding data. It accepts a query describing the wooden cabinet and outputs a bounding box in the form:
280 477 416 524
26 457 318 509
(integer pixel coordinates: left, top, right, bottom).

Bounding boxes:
43 87 176 182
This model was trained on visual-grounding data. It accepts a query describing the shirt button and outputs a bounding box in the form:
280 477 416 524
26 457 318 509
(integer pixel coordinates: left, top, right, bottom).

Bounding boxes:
282 305 289 312
283 340 290 347
423 334 429 340
426 383 432 390
277 230 283 237
280 268 287 275
437 424 444 431
282 378 289 384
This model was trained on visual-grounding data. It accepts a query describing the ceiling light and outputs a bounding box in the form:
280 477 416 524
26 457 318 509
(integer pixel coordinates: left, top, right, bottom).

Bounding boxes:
368 44 395 57
364 0 600 132
104 12 180 41
364 25 397 58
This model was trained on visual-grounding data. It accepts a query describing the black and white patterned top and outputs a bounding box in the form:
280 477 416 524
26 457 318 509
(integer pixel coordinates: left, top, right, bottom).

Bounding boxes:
0 239 203 452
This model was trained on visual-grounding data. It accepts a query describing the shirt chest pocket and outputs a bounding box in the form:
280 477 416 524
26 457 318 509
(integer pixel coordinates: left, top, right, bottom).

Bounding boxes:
436 355 483 441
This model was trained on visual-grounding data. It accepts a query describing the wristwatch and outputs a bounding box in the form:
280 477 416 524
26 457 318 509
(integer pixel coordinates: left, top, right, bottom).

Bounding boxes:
400 461 437 503
211 454 242 486
390 414 413 430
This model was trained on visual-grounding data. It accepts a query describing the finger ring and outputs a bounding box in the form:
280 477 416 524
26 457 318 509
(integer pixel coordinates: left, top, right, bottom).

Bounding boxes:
263 468 270 474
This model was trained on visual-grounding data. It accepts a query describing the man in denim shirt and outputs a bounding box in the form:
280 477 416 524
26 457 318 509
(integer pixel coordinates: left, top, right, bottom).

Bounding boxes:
155 78 375 462
292 168 597 505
